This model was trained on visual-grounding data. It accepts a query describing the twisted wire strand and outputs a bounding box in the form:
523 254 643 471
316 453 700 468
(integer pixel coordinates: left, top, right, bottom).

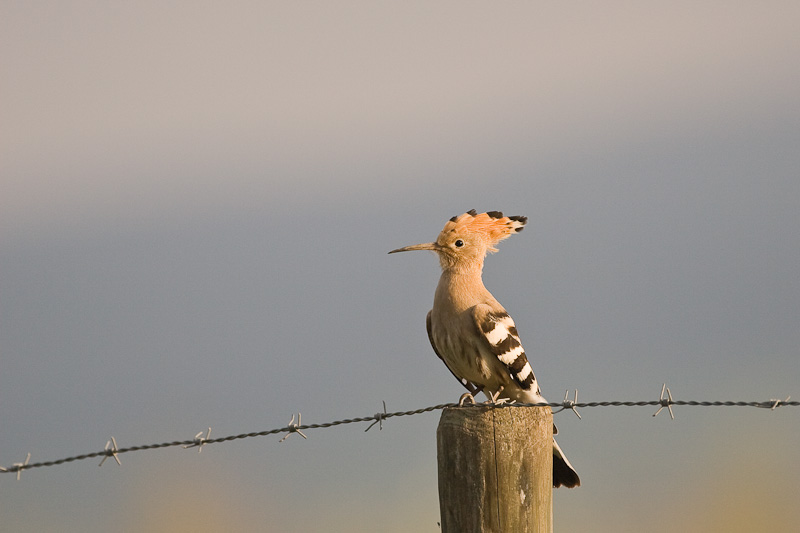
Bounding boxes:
2 398 796 476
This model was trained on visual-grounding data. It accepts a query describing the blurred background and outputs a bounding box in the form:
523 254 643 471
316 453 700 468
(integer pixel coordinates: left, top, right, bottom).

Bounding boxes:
2 2 799 531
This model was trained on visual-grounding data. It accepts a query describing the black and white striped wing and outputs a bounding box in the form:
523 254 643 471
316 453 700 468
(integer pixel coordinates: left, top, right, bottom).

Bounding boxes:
472 306 538 392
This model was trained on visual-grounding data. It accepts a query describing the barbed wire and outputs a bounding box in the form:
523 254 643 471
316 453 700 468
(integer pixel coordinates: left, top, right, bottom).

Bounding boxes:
1 384 795 480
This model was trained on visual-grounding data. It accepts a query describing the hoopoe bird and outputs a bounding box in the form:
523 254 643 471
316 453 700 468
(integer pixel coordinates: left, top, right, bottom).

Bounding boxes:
390 210 580 488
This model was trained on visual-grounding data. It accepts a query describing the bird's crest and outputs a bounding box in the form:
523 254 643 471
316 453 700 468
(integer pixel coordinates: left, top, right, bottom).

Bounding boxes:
440 210 527 252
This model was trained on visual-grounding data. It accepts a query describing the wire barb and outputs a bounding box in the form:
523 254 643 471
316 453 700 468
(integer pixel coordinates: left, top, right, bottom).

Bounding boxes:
762 395 791 410
183 427 212 453
554 389 582 419
365 401 388 432
279 413 308 442
0 452 31 480
653 383 675 419
99 436 121 466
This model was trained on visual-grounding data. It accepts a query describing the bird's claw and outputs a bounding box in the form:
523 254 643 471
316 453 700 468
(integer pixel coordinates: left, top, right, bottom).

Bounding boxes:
458 392 476 406
485 388 510 405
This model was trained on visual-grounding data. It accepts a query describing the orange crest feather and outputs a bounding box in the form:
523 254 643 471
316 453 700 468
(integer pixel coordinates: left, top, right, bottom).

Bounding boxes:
440 210 527 252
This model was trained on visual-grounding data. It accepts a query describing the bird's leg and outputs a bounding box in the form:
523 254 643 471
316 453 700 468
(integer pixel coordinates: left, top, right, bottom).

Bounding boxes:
458 378 482 395
456 378 483 396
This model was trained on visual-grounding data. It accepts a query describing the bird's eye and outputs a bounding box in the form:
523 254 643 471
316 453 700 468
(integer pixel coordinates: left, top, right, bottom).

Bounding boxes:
454 239 464 248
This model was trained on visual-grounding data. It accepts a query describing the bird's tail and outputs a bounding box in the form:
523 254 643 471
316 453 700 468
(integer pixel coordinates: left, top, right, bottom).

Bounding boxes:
553 436 580 488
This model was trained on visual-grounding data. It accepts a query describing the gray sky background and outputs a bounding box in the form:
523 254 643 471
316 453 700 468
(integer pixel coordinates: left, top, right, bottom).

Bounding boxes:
2 2 799 532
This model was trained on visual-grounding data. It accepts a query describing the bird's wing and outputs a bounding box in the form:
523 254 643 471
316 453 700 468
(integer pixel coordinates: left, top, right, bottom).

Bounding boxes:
471 304 539 393
427 310 477 393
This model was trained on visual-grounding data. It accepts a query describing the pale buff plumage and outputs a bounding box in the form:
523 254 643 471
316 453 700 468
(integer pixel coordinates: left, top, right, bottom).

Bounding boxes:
390 210 580 488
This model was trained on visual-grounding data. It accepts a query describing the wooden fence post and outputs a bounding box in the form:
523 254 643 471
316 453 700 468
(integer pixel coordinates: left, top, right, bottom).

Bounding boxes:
437 405 553 533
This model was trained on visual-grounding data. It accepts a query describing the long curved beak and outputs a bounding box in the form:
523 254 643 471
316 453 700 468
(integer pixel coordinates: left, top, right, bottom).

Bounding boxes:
388 242 440 254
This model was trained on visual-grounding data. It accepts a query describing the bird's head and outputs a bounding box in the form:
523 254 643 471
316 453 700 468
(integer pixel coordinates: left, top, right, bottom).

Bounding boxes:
389 210 527 271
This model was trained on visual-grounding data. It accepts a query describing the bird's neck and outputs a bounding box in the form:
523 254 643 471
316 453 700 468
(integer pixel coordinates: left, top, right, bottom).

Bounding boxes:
434 264 489 313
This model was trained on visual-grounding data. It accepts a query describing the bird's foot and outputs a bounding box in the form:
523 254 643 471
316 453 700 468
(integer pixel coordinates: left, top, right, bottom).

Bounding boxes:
458 392 477 406
485 387 510 405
